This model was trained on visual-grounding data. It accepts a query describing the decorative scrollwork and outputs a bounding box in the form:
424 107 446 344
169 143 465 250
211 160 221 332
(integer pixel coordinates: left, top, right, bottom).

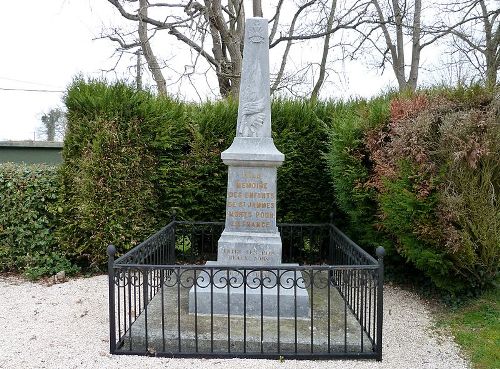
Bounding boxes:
179 269 196 289
311 270 329 289
163 269 180 287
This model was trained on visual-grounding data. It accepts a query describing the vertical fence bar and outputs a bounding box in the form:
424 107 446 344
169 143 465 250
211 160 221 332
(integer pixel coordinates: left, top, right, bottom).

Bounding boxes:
277 268 280 354
310 270 314 353
294 269 297 354
177 267 181 352
211 268 214 353
107 245 117 354
376 247 385 361
161 269 165 352
128 270 132 351
143 269 149 351
195 269 199 353
327 268 331 353
358 270 366 352
260 270 263 354
227 269 230 353
343 270 347 353
243 268 247 354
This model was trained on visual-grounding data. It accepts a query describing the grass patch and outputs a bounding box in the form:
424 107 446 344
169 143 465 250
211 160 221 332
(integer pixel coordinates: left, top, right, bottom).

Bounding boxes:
439 286 500 369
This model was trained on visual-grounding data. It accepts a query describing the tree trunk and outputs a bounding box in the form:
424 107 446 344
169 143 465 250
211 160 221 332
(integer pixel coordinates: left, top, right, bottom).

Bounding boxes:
135 49 142 90
406 0 421 92
138 0 167 95
311 0 337 101
205 0 244 98
485 55 498 89
480 0 499 89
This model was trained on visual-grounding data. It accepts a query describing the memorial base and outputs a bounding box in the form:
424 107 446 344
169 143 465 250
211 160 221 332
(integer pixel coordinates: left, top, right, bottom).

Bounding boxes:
188 262 310 318
217 230 282 265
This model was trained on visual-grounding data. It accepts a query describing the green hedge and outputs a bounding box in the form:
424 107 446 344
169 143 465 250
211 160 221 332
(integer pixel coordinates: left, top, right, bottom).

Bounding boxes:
328 87 499 295
0 163 78 279
57 80 162 266
154 99 236 221
154 98 335 223
58 80 336 265
273 100 334 223
6 79 495 296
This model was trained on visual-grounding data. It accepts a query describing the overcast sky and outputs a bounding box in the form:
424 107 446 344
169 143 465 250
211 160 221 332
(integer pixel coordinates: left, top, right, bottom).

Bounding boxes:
0 0 404 141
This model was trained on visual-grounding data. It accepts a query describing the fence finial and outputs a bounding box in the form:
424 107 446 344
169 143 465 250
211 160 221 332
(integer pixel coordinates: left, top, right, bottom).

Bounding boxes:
107 244 116 257
329 212 334 224
376 246 386 259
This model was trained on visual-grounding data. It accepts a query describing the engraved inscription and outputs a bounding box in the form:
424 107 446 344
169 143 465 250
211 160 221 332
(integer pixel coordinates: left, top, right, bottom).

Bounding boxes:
225 167 277 232
221 248 276 263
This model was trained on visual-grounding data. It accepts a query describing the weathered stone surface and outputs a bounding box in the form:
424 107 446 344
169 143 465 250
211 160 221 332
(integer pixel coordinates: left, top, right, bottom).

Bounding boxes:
217 232 282 265
235 17 272 139
223 166 278 234
221 138 284 166
218 18 284 259
188 263 309 318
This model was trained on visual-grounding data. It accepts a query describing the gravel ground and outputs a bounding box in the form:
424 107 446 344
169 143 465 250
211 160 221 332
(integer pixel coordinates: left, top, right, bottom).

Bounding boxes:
0 275 469 369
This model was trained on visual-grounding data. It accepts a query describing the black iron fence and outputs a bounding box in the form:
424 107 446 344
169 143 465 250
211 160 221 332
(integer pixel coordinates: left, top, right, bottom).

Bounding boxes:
107 220 385 360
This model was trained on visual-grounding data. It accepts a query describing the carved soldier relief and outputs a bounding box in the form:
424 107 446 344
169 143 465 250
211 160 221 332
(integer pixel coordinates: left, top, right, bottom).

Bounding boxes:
239 63 265 137
236 18 271 138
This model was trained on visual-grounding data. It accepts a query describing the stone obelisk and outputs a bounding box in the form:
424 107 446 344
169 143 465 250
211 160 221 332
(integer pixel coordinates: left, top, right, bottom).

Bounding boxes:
217 18 284 264
189 17 309 318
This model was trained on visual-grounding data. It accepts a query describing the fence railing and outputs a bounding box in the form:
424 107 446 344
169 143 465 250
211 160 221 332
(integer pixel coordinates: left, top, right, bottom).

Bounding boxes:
108 220 385 360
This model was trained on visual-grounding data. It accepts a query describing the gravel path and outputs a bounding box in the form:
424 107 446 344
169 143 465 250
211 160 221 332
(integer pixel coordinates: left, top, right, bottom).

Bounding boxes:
0 275 469 369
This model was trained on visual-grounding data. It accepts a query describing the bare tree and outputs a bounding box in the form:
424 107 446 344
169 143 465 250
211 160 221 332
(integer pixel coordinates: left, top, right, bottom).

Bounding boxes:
106 0 244 97
438 0 499 89
268 0 371 96
104 0 370 99
354 0 427 92
353 0 499 92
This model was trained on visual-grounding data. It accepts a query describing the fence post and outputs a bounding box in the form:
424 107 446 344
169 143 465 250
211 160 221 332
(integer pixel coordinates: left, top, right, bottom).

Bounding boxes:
328 213 334 283
376 246 385 361
171 210 177 263
107 244 117 354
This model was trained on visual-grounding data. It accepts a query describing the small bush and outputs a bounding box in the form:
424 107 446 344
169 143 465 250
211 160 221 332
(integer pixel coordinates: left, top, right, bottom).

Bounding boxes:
0 163 79 279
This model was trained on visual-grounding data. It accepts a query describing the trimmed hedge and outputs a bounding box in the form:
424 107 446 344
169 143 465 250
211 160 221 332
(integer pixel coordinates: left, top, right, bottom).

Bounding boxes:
155 98 335 224
58 80 336 265
57 80 162 266
328 87 500 295
154 99 236 222
6 79 495 296
0 163 78 279
273 100 334 223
